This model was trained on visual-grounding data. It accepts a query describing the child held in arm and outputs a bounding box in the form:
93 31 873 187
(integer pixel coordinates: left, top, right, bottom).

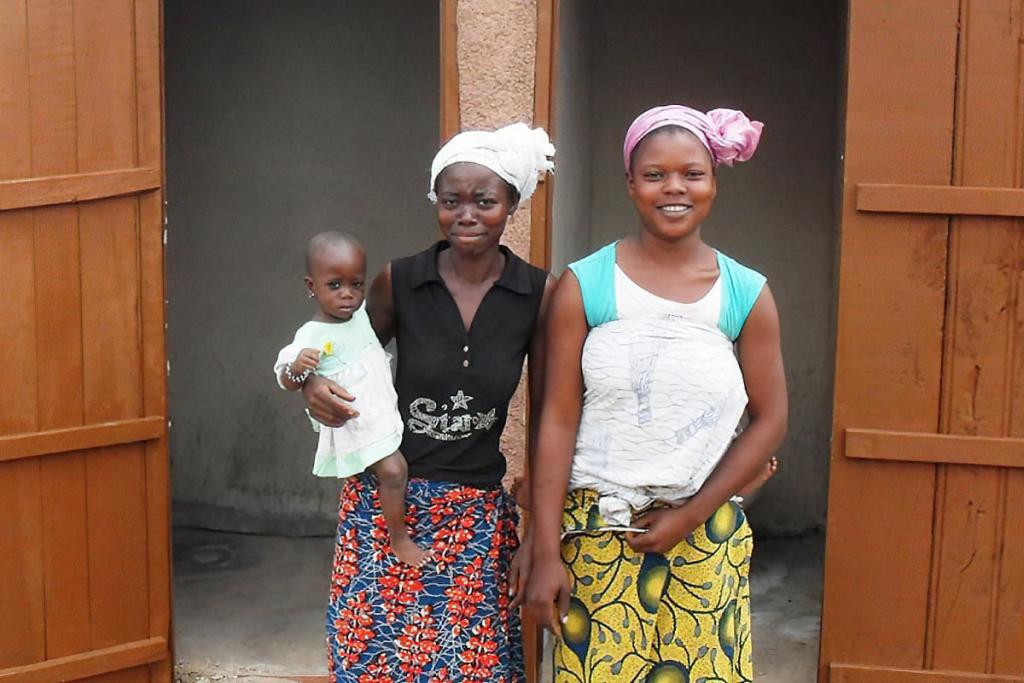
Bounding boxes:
275 231 430 567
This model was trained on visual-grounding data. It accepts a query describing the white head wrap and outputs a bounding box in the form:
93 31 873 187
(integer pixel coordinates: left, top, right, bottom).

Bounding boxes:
428 123 555 208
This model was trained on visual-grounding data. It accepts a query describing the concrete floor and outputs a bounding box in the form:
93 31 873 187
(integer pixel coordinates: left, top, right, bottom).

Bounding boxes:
172 528 823 682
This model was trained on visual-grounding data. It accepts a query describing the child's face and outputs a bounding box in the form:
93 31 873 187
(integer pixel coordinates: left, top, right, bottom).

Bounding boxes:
627 129 716 243
305 243 366 322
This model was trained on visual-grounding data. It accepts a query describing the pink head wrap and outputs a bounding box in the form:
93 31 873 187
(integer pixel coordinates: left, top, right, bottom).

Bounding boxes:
623 105 764 172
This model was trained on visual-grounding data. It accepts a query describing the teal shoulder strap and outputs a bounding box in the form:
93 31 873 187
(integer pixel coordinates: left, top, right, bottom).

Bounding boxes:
716 251 767 341
568 242 618 328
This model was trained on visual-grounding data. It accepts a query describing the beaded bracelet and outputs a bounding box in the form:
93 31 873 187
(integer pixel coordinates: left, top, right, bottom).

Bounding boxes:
284 366 313 385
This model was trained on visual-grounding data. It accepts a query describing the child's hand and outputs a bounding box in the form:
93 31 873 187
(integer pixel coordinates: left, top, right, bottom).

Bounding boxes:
290 348 321 376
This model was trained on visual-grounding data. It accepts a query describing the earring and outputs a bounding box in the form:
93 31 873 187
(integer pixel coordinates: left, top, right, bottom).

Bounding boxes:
308 291 315 299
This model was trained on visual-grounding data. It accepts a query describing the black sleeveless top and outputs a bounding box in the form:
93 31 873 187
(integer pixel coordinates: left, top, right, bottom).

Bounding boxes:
391 241 547 486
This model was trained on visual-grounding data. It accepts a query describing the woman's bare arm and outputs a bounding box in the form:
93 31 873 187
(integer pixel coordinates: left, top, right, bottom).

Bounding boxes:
508 273 557 608
367 262 397 346
525 271 589 632
519 273 558 509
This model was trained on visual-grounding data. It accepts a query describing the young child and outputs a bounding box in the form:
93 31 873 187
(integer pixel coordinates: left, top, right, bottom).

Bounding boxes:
275 231 429 567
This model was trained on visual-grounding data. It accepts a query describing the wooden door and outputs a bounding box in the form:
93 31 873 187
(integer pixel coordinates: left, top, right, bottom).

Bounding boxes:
819 1 1024 681
0 1 170 682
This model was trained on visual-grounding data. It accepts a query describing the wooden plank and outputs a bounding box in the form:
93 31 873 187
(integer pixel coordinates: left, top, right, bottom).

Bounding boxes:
931 466 1002 670
26 1 90 660
993 470 1024 675
0 637 166 683
27 0 76 177
0 167 160 211
41 452 92 658
136 2 171 678
845 429 1024 468
81 197 144 423
0 0 37 437
134 0 162 170
31 212 83 429
34 205 91 659
831 662 1024 683
0 213 39 437
86 444 150 650
439 0 460 141
0 460 45 669
0 417 165 462
75 0 137 172
819 1 960 678
529 0 556 271
0 0 31 180
856 184 1024 217
144 436 171 666
139 191 171 667
930 2 1023 671
85 672 156 683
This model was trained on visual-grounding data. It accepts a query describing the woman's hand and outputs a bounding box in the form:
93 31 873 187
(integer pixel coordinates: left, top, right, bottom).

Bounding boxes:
508 529 532 609
526 554 572 636
626 505 703 554
302 374 358 427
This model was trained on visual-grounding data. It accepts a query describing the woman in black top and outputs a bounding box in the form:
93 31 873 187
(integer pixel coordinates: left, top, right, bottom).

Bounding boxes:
304 123 555 682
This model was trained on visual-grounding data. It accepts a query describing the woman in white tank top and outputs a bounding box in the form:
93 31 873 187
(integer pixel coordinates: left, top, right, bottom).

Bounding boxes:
527 105 788 683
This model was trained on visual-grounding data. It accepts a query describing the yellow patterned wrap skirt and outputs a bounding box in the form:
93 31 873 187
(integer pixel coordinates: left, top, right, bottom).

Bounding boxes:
554 489 754 682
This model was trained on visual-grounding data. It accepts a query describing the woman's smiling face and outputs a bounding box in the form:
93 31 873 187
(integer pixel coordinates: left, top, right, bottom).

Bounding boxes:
627 127 717 242
434 162 516 256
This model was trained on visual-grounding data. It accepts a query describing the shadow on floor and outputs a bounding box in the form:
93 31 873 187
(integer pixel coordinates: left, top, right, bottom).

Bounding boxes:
172 528 823 681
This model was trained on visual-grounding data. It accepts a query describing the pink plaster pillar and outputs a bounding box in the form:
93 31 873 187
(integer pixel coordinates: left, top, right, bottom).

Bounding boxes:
455 0 539 487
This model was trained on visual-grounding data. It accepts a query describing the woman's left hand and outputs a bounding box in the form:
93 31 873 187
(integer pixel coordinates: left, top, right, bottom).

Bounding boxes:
508 530 532 609
626 505 702 554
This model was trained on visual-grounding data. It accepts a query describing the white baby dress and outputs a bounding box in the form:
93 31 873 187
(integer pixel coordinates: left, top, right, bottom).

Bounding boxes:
274 304 403 477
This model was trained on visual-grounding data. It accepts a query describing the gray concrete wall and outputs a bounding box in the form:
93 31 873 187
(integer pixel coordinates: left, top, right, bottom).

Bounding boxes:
554 0 843 534
165 1 440 535
550 0 593 273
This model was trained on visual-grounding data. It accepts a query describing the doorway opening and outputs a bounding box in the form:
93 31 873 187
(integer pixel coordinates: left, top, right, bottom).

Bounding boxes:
550 1 846 679
164 2 440 677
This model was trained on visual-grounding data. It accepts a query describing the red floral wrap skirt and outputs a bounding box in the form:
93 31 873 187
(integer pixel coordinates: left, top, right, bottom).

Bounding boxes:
326 475 523 682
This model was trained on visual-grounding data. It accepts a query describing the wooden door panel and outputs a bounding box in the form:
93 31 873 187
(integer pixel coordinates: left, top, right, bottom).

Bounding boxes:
0 214 38 433
81 197 144 422
832 663 1024 682
0 1 169 681
26 0 76 174
929 0 1023 672
87 445 151 649
994 470 1024 675
820 0 959 673
844 430 1024 467
0 0 31 179
74 0 138 173
40 452 91 659
930 465 1003 671
34 205 85 426
0 460 45 668
822 1 1024 681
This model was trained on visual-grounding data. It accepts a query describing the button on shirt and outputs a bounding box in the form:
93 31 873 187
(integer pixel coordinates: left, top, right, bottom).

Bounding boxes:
391 241 548 486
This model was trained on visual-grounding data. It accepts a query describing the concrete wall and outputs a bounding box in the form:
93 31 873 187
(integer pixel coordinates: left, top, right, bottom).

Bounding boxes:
550 0 593 273
165 1 439 535
553 0 843 534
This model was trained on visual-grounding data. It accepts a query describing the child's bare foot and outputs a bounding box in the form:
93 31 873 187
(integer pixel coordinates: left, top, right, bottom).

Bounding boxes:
737 456 778 498
391 535 432 568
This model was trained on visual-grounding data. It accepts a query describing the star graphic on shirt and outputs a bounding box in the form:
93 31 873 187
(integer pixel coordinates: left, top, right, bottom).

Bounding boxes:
450 390 473 411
